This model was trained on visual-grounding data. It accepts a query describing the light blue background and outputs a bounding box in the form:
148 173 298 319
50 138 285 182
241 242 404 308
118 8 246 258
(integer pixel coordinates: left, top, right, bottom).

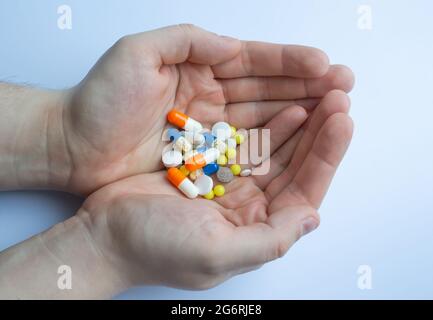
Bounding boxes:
1 0 433 299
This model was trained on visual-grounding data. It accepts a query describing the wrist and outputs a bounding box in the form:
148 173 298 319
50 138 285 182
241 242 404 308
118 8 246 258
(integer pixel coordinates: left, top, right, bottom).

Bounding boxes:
79 194 158 288
43 89 73 189
77 199 148 289
0 84 73 190
0 212 129 299
41 212 130 298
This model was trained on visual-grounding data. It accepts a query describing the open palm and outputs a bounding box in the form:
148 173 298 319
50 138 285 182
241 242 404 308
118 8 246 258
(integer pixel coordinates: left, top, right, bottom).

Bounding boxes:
63 25 353 194
81 86 353 289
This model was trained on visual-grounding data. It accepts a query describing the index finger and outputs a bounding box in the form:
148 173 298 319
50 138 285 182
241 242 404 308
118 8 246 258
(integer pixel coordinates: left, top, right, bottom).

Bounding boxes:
212 41 329 79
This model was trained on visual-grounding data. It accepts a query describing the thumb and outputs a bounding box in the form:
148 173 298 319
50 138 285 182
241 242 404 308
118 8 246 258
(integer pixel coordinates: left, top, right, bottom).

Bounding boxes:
218 207 320 273
128 24 241 66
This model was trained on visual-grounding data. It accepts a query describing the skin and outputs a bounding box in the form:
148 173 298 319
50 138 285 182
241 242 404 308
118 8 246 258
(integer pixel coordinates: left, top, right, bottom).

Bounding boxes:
0 24 354 298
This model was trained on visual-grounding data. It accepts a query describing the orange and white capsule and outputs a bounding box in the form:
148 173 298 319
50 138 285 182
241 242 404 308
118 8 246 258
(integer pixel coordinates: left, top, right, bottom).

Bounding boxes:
167 109 203 132
185 148 220 172
167 168 199 199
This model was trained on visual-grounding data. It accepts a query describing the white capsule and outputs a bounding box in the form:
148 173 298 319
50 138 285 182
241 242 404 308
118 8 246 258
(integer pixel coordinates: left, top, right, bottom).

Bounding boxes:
162 150 183 168
185 118 203 132
167 168 199 198
212 122 232 141
185 147 220 171
178 179 199 198
202 148 220 164
167 109 203 132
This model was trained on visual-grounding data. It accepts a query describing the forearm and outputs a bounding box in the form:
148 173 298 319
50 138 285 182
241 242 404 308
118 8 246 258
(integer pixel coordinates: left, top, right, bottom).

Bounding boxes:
0 212 128 299
0 83 71 190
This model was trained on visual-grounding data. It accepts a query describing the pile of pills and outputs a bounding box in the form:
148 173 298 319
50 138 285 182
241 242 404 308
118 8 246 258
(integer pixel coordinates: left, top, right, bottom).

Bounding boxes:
162 109 251 200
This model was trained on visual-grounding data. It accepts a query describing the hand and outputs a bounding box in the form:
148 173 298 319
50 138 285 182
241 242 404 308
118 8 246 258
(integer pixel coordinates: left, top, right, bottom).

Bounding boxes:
0 24 354 298
62 24 353 194
78 89 353 290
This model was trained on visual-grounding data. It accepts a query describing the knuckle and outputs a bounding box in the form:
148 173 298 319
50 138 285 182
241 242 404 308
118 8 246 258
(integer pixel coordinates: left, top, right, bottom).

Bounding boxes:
199 247 223 275
276 238 290 259
113 35 150 64
115 35 134 50
177 23 197 34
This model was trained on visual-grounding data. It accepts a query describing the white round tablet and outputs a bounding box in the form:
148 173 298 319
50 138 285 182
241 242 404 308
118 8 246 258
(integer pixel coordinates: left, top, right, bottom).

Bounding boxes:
212 122 231 141
194 174 214 195
193 133 205 146
162 150 183 168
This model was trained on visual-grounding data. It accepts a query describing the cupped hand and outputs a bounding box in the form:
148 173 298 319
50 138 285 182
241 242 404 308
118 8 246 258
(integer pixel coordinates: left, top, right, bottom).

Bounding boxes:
62 24 353 194
78 89 353 290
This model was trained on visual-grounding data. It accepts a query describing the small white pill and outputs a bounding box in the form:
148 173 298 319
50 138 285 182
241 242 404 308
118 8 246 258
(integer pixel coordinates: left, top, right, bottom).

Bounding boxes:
193 133 205 146
240 168 252 177
162 150 183 168
194 174 214 195
173 136 192 152
227 138 237 149
212 122 231 141
189 168 204 181
213 140 227 154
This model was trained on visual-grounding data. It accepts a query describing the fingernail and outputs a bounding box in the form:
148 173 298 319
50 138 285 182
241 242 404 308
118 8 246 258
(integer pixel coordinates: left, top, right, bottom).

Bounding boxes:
300 217 319 237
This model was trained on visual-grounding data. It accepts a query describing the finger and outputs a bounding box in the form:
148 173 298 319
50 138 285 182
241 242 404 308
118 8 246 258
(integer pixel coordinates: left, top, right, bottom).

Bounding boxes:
252 129 303 190
233 106 307 171
265 89 351 200
212 41 329 78
261 106 307 156
127 24 241 66
220 65 354 103
217 206 319 272
270 113 353 212
225 98 319 129
211 107 307 220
